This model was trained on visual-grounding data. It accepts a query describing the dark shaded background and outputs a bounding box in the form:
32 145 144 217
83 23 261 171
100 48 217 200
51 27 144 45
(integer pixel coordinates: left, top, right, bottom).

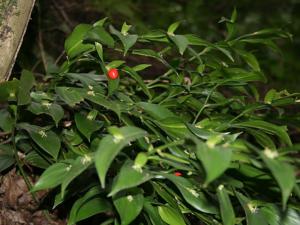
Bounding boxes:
16 0 300 91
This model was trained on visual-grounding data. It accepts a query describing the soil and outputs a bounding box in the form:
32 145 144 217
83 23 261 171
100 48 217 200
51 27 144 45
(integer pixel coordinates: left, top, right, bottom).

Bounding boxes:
0 169 65 225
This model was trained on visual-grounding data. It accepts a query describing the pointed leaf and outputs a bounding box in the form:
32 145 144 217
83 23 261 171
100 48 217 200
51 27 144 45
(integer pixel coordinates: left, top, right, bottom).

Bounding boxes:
158 205 186 225
75 113 103 141
196 142 232 184
18 70 35 105
109 160 152 196
261 152 295 209
68 186 111 225
95 126 147 187
65 24 94 58
217 185 235 225
32 162 70 191
113 190 144 225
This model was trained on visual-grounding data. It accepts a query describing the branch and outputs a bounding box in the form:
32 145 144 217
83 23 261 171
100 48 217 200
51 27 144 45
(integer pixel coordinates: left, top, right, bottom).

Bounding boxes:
0 0 36 82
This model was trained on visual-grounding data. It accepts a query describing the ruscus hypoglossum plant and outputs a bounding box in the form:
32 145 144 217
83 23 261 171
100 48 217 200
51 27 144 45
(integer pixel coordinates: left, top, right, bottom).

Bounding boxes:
0 12 300 225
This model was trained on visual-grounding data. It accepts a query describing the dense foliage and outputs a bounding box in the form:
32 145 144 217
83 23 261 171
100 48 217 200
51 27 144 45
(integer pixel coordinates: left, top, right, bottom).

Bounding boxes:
1 14 300 225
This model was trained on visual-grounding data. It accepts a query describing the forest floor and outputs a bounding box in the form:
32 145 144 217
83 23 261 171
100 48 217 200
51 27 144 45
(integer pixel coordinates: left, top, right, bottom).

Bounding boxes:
0 169 65 225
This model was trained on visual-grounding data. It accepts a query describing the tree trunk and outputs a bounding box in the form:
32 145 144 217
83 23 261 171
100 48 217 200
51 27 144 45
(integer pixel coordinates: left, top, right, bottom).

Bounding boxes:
0 0 35 82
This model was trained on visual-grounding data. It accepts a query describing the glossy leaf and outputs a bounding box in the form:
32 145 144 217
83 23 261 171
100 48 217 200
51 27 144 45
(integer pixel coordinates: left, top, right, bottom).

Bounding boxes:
56 87 85 107
109 160 152 196
123 66 152 99
32 162 70 191
0 109 14 132
234 120 292 146
138 102 176 120
110 25 138 55
169 35 189 55
95 126 147 187
64 24 94 58
0 145 15 173
158 205 186 225
75 113 103 141
84 25 115 47
217 185 235 225
19 124 61 159
261 152 295 209
18 70 35 105
27 102 64 126
113 190 144 225
196 142 232 184
162 174 218 214
68 186 111 225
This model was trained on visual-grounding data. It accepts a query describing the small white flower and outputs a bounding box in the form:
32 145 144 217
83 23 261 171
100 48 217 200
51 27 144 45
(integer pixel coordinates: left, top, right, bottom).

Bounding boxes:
9 92 15 98
38 130 47 138
87 90 95 96
247 203 257 213
87 114 94 120
127 195 133 202
218 185 224 190
66 165 72 171
264 148 278 159
88 85 93 90
113 134 124 143
81 155 92 165
42 101 52 109
132 164 143 173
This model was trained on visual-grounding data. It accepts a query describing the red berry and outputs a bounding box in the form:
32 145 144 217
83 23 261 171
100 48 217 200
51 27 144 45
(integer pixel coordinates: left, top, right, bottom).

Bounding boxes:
174 172 182 177
107 68 119 80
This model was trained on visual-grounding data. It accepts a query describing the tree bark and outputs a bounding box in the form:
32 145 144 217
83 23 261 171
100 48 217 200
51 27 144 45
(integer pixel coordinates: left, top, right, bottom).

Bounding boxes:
0 0 35 82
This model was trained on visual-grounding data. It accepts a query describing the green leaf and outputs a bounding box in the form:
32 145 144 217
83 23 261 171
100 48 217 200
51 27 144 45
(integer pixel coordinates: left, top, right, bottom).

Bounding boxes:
93 17 108 27
113 190 144 225
109 160 152 196
167 21 181 35
143 200 166 225
123 66 152 99
121 22 132 35
234 120 292 146
65 24 94 58
27 102 64 126
158 205 186 225
110 25 138 55
236 49 260 71
0 145 15 173
264 89 277 104
25 151 51 169
18 70 35 105
217 185 235 225
61 154 94 197
236 192 268 225
19 124 61 159
95 126 147 188
108 78 120 96
32 162 70 191
84 26 115 47
132 64 152 72
106 60 126 70
261 152 295 209
68 186 111 225
196 142 232 184
95 42 104 62
162 174 218 214
0 109 14 132
137 102 176 120
56 87 85 107
0 79 19 102
169 35 189 55
75 113 103 141
84 92 121 118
